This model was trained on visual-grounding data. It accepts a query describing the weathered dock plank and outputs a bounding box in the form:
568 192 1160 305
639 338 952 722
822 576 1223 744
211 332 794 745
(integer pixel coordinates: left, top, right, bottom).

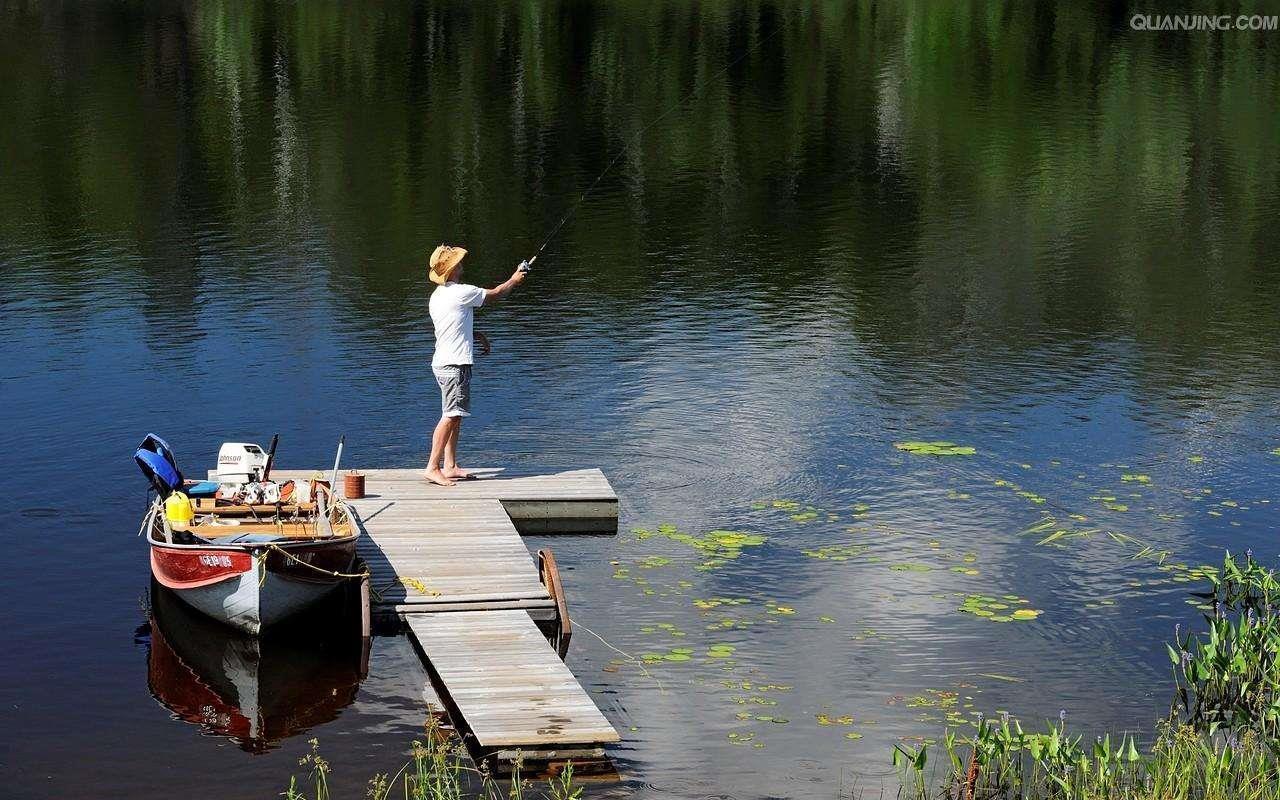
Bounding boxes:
351 498 549 608
404 611 620 749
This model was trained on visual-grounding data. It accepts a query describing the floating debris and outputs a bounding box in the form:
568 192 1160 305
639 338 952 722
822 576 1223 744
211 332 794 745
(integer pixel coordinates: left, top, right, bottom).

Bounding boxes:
977 673 1024 683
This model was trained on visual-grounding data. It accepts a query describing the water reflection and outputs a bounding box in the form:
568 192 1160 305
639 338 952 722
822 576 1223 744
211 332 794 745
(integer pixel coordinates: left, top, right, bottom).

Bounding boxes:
145 583 368 753
1 1 1279 798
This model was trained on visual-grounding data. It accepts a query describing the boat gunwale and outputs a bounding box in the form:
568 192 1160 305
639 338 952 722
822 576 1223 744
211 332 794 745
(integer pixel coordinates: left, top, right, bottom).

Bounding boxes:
145 498 361 552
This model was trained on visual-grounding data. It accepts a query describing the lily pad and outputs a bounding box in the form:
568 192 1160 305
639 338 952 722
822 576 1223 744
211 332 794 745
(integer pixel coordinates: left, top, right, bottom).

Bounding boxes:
895 441 977 457
634 524 766 568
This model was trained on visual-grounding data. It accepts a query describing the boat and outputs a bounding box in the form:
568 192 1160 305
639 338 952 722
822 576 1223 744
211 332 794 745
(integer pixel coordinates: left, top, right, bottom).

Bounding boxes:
146 582 366 752
136 434 362 635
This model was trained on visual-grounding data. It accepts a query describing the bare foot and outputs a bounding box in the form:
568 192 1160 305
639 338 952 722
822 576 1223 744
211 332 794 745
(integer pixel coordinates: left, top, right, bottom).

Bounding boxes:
423 468 456 487
442 466 473 480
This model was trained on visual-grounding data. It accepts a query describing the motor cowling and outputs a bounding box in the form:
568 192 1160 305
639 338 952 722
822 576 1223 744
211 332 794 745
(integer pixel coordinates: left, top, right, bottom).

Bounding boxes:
215 442 269 483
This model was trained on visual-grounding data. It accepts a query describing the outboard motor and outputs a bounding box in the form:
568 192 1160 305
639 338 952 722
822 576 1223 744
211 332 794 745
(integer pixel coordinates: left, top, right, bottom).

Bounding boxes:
215 442 270 483
135 434 184 498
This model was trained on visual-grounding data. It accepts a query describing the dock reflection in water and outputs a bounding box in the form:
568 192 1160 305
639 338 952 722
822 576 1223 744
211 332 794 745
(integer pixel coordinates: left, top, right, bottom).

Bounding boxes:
145 582 369 753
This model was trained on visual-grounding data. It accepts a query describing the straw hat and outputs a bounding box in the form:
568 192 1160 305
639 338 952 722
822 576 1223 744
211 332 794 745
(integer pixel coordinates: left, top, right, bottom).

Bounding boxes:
428 244 468 285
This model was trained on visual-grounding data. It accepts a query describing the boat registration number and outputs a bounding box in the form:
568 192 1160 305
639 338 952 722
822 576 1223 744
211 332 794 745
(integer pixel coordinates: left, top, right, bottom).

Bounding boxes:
198 554 234 568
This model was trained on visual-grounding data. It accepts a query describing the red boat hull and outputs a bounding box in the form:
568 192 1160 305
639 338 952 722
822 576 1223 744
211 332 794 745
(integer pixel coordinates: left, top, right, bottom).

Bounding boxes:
150 537 358 634
151 547 254 589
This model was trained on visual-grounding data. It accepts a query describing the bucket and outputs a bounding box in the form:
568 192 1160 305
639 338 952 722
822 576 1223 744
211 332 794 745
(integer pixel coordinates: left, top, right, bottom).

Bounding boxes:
164 491 194 527
343 471 366 500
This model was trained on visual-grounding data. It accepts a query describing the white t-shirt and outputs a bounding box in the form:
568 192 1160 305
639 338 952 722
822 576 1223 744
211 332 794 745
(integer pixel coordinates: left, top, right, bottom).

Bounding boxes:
429 282 487 367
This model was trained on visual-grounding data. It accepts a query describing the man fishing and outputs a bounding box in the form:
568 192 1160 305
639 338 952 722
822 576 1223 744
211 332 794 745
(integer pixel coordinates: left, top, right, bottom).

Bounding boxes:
424 244 529 487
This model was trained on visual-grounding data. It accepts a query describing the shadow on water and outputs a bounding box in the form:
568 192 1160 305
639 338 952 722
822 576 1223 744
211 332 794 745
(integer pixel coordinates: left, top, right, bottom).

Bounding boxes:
143 581 369 754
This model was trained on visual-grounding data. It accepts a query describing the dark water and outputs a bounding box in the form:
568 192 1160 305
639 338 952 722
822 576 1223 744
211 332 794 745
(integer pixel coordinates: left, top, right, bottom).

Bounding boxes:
3 2 1280 797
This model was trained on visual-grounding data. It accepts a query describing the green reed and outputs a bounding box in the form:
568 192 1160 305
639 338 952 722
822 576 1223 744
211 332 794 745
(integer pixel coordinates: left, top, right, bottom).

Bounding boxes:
892 552 1280 799
283 717 581 800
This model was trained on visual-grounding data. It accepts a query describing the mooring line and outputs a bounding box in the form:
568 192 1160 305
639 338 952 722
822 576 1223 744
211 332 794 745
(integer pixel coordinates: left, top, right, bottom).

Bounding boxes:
571 616 666 694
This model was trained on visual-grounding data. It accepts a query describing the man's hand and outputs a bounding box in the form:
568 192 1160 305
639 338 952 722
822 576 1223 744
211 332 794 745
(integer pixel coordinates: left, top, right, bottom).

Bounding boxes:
485 264 528 302
475 331 492 356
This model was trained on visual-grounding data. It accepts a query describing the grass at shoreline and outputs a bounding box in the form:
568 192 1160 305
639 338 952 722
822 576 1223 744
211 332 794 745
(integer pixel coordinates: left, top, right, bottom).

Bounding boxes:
892 552 1280 799
282 719 581 800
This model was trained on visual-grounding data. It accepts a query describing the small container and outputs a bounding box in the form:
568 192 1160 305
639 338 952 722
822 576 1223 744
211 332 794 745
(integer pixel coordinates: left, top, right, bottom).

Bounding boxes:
343 471 366 500
164 491 194 528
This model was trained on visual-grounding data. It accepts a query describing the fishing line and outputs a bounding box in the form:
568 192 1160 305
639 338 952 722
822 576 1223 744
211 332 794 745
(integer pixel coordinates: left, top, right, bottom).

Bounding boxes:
525 23 785 266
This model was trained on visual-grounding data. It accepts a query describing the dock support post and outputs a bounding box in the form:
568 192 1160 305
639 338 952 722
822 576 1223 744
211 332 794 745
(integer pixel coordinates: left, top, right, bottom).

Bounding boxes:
359 572 371 640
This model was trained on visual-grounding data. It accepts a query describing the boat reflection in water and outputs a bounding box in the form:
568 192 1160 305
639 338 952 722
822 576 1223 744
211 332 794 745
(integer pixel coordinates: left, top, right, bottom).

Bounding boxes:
146 581 369 753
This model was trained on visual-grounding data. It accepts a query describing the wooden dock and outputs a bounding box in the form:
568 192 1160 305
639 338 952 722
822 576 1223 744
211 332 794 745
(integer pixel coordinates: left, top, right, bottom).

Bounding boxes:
263 467 622 761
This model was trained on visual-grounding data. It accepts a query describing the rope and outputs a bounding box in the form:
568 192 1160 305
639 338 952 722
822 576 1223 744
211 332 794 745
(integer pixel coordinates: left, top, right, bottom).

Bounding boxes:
527 23 785 263
257 542 371 581
569 616 665 694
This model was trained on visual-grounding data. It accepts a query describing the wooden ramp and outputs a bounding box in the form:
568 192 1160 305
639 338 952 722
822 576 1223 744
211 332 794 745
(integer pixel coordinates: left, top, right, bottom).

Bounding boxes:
405 611 620 749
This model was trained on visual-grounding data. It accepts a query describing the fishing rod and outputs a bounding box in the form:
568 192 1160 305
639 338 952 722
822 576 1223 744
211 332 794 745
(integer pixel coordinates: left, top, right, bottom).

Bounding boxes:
521 24 786 270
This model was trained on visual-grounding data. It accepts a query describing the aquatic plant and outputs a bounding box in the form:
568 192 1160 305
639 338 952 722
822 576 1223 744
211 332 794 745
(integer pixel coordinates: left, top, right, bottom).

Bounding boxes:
1169 552 1280 741
892 552 1280 799
283 720 581 800
957 594 1040 623
632 524 766 569
894 718 1279 800
895 441 977 457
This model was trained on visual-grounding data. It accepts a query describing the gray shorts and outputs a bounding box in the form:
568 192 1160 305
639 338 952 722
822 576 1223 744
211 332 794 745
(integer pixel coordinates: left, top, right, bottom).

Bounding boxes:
433 364 472 418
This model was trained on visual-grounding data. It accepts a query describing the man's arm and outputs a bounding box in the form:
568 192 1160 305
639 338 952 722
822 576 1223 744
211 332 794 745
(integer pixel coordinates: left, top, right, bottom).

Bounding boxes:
484 265 528 303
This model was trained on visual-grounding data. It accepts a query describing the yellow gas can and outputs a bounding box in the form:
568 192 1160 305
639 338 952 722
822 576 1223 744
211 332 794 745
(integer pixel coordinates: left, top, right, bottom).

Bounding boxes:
164 491 194 527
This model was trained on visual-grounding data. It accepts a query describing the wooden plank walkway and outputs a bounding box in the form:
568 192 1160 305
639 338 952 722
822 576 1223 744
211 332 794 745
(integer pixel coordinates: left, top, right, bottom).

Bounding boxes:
244 466 621 756
355 498 550 608
404 611 620 748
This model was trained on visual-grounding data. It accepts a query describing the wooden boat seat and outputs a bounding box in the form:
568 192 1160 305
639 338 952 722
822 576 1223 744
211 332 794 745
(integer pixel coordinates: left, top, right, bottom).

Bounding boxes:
175 520 355 540
205 532 291 544
191 499 317 516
